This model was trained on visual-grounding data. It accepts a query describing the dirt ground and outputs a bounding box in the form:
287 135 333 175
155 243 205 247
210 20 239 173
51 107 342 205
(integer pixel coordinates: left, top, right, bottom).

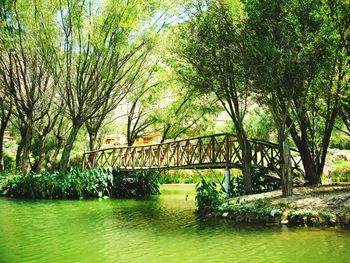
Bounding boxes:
229 185 350 213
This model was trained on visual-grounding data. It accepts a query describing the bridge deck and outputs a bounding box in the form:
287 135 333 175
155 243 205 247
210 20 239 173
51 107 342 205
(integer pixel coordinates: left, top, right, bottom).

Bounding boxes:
82 133 302 173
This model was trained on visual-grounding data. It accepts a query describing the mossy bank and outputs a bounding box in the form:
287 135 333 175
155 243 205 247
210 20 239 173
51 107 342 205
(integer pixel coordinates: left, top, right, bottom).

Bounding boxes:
202 185 350 228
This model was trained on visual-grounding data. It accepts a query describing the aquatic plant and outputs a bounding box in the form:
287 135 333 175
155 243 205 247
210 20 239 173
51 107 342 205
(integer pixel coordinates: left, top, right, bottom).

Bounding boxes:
1 167 160 199
195 180 223 210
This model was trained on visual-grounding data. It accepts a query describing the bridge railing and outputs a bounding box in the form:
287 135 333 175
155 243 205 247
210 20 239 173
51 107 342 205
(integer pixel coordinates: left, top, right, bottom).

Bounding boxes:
82 133 302 172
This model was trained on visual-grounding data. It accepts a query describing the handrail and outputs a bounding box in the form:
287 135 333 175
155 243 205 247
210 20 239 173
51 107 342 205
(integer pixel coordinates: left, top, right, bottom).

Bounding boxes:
83 133 236 155
82 133 302 173
83 133 298 155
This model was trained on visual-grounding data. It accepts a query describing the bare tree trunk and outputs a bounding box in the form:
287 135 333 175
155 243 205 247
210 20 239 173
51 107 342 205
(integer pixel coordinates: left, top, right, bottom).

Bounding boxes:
278 128 292 197
59 123 81 172
0 101 11 171
34 135 45 174
48 136 64 170
241 138 252 194
233 117 252 194
0 130 4 171
21 126 33 174
16 137 24 172
87 129 98 164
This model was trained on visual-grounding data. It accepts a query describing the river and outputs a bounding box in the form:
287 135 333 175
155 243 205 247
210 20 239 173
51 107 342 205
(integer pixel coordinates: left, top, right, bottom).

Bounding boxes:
0 184 349 262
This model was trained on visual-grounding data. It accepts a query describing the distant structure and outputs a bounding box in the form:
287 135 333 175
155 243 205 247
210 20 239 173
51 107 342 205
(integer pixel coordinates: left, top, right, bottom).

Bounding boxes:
3 131 13 144
100 134 126 148
132 134 161 146
100 133 161 148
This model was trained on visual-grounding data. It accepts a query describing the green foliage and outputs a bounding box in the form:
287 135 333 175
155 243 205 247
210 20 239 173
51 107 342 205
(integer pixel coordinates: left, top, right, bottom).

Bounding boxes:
243 0 349 184
330 134 350 150
229 169 280 197
287 209 338 226
112 170 160 198
218 198 282 216
1 167 160 199
244 108 276 142
3 152 15 172
195 180 223 210
195 168 281 210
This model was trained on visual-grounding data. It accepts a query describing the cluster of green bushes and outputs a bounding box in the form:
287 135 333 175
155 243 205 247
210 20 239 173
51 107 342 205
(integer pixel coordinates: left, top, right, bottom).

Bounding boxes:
0 167 160 199
330 134 350 150
195 170 281 210
218 198 283 217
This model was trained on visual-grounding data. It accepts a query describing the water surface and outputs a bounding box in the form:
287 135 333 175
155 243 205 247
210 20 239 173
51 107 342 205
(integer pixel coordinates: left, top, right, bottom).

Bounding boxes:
0 184 349 262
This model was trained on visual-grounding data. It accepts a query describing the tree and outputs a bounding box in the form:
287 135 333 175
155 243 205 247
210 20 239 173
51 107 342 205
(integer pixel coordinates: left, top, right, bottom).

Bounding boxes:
56 0 160 171
176 0 253 193
244 0 348 186
155 85 220 142
125 63 160 146
0 0 58 173
31 103 63 173
0 92 12 171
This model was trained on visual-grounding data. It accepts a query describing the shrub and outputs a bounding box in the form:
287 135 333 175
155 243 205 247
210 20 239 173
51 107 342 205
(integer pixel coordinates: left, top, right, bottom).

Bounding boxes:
228 168 280 197
195 180 223 210
112 170 160 198
3 153 15 172
195 168 281 210
1 167 160 199
330 134 350 150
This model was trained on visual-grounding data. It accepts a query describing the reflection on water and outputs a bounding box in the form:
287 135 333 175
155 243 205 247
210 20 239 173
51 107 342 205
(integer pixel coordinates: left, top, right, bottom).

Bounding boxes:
0 184 349 263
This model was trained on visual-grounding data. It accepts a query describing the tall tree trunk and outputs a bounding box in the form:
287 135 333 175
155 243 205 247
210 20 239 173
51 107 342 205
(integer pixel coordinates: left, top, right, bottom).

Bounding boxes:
88 130 98 152
16 126 26 172
0 130 4 171
278 128 292 197
241 138 252 194
233 118 252 194
16 138 24 172
21 125 33 174
34 135 45 174
59 122 81 172
0 103 11 171
287 117 321 185
48 136 64 170
88 129 98 165
296 139 320 185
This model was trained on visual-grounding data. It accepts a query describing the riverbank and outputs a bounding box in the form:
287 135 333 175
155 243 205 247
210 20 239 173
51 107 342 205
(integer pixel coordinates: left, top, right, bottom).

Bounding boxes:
204 185 350 228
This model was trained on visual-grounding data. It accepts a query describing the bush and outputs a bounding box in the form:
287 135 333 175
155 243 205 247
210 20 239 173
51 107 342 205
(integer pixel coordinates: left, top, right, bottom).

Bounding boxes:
195 168 281 210
3 153 15 172
330 134 350 150
195 180 223 210
228 168 280 197
112 170 160 198
1 167 160 199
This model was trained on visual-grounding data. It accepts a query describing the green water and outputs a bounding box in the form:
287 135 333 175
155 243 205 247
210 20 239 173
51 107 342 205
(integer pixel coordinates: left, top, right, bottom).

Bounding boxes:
0 184 349 263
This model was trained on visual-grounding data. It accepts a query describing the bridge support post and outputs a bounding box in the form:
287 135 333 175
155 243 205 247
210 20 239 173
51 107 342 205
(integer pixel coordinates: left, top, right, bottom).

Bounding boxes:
224 168 230 197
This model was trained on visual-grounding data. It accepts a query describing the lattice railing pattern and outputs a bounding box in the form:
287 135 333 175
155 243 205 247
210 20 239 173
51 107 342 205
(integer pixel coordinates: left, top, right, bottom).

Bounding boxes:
82 133 301 172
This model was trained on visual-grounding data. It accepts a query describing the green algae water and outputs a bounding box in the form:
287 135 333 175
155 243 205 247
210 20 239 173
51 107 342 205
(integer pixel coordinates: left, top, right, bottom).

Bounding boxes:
0 184 349 263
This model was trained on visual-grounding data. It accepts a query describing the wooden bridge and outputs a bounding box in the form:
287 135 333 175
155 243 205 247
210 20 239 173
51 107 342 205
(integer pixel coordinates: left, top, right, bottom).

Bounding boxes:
82 133 302 173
